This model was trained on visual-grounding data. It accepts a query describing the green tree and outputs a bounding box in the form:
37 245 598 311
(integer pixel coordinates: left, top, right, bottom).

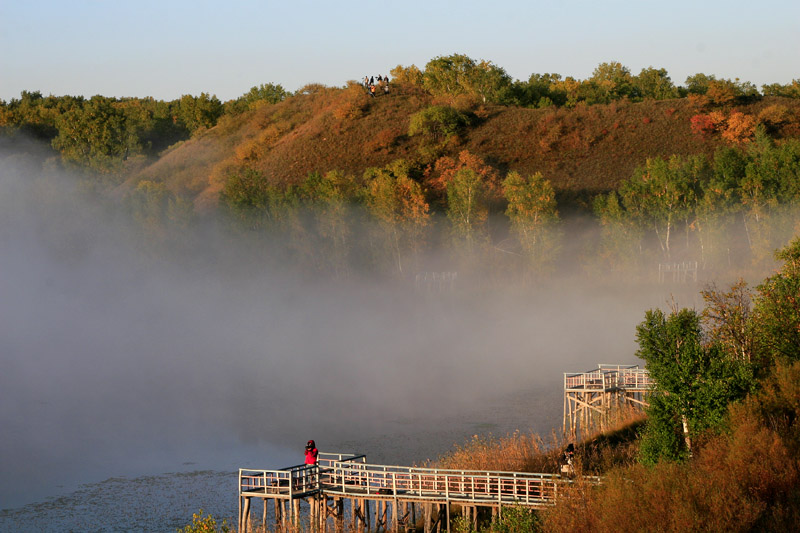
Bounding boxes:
52 95 133 173
225 83 289 114
685 73 716 95
593 190 645 271
422 53 512 103
447 168 488 255
363 160 430 275
465 59 513 104
389 64 424 86
177 92 223 134
408 105 469 160
636 308 754 463
634 67 679 100
220 168 281 230
590 61 637 101
693 147 746 267
423 53 477 98
619 155 703 260
751 238 800 363
299 170 356 278
761 79 800 98
503 170 560 277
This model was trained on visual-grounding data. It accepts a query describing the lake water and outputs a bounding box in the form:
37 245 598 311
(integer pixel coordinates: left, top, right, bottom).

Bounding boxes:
0 155 692 531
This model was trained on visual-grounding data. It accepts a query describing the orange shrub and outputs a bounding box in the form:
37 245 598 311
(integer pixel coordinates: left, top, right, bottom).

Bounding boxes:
721 112 757 144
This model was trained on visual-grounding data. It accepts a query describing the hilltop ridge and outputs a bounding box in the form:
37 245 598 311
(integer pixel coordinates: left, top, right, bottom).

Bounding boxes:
124 84 800 212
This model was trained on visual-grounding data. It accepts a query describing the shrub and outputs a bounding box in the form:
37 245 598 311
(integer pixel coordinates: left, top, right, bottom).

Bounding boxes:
178 510 230 533
408 105 469 143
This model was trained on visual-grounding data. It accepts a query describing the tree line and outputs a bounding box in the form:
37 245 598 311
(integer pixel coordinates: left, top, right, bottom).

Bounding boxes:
0 83 288 173
594 130 800 270
2 54 799 174
217 155 559 281
391 54 800 108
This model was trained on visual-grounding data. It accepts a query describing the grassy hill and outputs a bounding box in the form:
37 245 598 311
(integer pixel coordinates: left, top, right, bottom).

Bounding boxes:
125 83 800 213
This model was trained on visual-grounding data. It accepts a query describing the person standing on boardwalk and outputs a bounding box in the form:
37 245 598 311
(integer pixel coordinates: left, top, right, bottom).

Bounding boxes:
305 440 319 465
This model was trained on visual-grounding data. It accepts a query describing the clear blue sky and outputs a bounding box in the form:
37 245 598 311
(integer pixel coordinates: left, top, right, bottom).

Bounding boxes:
1 0 798 102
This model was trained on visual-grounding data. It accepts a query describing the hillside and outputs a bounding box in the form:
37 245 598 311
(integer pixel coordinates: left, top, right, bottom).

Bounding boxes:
125 84 800 213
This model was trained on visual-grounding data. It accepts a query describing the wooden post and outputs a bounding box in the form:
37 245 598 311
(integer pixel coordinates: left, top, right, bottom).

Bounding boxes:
424 503 432 533
293 499 300 530
275 499 283 530
241 497 251 533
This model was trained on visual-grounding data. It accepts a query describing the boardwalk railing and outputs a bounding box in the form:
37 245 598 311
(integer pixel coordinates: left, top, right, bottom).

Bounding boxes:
240 457 579 508
240 453 366 499
564 364 653 391
320 462 563 507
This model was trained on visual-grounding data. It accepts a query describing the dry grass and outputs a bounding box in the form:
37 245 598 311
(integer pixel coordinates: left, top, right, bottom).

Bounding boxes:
434 406 646 476
541 361 800 533
125 91 800 215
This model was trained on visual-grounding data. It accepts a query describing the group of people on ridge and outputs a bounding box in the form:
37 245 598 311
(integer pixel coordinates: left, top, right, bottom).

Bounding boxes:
363 74 390 97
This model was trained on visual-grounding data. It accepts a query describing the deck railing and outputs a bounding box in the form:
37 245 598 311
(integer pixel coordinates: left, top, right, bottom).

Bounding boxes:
564 364 653 391
320 462 563 506
239 453 366 498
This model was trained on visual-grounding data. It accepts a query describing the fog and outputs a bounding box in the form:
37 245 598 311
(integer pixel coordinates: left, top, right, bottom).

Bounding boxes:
0 142 693 513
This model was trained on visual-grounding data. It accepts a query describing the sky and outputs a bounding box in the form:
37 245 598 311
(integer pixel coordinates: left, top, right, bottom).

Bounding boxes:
1 0 799 102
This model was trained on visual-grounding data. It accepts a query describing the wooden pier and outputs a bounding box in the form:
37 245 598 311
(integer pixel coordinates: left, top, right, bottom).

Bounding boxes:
238 453 583 532
563 364 653 437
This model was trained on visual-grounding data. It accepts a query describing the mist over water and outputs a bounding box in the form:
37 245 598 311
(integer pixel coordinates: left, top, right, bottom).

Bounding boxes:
0 142 698 527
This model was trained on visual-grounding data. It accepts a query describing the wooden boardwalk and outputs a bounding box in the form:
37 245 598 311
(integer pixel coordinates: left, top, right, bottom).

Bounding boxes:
563 364 654 437
239 453 586 532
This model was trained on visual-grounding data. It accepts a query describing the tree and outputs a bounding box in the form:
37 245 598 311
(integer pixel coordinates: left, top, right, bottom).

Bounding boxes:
685 73 716 95
590 61 637 101
634 67 678 100
177 92 223 134
447 168 488 255
220 168 281 230
363 160 430 275
422 53 512 103
52 95 133 173
299 170 356 278
503 170 560 277
701 280 756 364
637 308 754 463
761 79 800 98
389 64 424 86
751 237 800 363
225 83 289 114
408 105 469 160
593 190 645 270
464 60 513 104
425 150 502 200
423 54 476 98
619 155 703 260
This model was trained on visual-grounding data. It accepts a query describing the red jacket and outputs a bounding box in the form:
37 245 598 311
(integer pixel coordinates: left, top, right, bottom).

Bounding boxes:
305 442 318 465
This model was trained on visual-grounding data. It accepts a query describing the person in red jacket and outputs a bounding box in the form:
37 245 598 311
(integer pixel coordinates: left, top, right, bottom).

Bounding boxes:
305 440 318 465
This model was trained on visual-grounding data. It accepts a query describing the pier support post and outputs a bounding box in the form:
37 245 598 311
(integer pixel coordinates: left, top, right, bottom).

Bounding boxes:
240 496 251 533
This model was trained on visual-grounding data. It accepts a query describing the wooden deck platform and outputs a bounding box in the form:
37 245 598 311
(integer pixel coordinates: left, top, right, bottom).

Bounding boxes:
563 363 653 437
238 453 592 532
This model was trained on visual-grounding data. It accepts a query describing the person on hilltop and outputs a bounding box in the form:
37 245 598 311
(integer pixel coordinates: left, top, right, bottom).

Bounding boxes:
305 440 319 466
